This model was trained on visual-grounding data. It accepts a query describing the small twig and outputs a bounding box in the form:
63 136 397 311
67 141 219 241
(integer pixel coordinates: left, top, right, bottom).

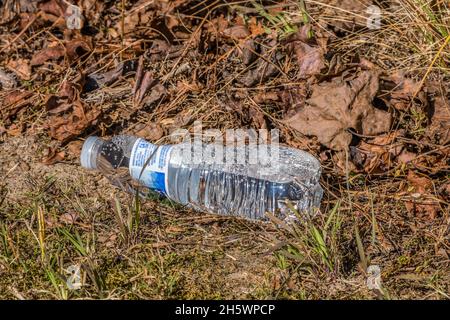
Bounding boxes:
413 34 450 98
0 12 41 54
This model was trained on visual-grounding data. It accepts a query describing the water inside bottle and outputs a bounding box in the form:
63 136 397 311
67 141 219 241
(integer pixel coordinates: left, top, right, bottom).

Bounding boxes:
166 143 323 220
85 137 323 221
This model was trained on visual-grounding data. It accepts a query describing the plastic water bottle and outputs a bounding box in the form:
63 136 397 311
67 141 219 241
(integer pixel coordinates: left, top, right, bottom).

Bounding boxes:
80 135 323 221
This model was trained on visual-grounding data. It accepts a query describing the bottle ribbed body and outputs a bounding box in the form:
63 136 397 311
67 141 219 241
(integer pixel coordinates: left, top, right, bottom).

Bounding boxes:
80 136 323 221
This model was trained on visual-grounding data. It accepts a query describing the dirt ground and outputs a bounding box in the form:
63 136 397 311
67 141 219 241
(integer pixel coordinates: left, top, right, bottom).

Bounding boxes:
0 0 449 299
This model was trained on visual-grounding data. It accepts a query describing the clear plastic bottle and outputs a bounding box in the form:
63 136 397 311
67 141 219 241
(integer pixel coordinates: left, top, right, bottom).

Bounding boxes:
80 135 323 221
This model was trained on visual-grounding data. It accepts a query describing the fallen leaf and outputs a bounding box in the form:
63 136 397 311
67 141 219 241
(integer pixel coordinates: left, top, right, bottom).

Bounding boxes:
427 96 450 145
39 0 65 19
248 16 265 37
353 131 403 172
407 171 433 194
114 1 153 36
65 39 91 62
134 122 164 141
287 27 326 79
222 25 250 39
79 0 103 25
45 80 79 114
67 140 83 157
6 123 24 136
439 183 450 202
143 83 167 106
83 59 138 92
134 71 155 106
387 72 423 110
239 39 257 66
322 0 374 31
45 96 72 114
284 70 392 151
132 56 145 96
30 44 65 66
59 80 77 100
397 149 417 164
404 171 440 219
146 39 171 63
0 89 33 121
249 106 267 129
47 100 100 141
239 39 281 87
6 58 31 80
253 91 280 104
42 148 65 165
293 42 325 79
59 211 79 224
280 87 308 117
205 15 229 35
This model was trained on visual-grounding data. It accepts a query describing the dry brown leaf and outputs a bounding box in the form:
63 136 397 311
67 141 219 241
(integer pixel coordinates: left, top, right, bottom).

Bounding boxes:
134 123 164 141
205 15 229 35
387 72 424 110
42 148 65 165
248 16 265 37
285 70 392 151
2 90 31 106
132 62 166 107
440 183 450 202
1 89 33 121
287 27 326 79
45 98 72 114
239 39 257 66
134 71 155 106
427 96 450 145
353 131 403 172
45 80 79 114
239 39 281 87
6 58 31 80
59 211 79 225
280 87 308 117
48 100 100 141
84 60 138 92
65 39 91 61
253 91 280 104
114 1 153 36
30 39 90 67
404 171 440 219
322 0 374 30
249 107 267 129
79 0 103 25
30 44 65 66
39 0 65 18
222 25 250 39
397 149 417 164
6 123 24 136
132 56 145 96
67 140 83 157
143 83 167 106
292 42 325 79
59 81 77 100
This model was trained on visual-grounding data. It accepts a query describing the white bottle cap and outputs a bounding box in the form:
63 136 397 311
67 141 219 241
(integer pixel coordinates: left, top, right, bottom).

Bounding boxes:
80 136 101 170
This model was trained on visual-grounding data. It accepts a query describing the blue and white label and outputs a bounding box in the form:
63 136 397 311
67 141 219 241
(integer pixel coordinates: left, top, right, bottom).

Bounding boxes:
129 139 172 194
